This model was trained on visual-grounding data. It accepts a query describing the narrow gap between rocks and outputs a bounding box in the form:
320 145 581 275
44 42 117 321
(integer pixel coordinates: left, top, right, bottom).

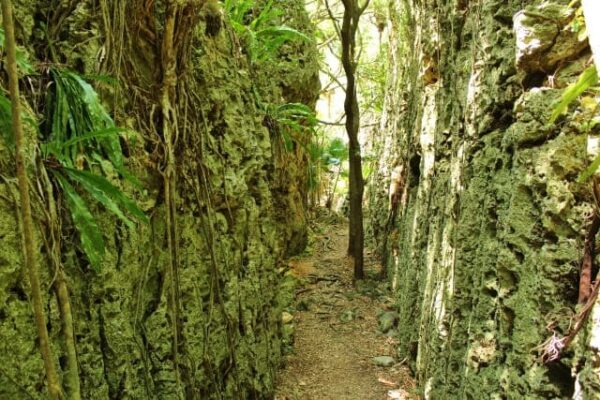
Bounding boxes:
275 213 415 400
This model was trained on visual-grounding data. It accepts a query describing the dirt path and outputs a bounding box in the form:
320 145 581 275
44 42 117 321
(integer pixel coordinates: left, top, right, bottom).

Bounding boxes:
275 220 414 400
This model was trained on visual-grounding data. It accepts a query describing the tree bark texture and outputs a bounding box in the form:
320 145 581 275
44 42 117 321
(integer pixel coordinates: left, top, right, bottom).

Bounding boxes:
340 0 369 280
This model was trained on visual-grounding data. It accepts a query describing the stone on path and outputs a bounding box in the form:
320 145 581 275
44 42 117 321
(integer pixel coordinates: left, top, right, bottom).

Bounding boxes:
372 356 395 367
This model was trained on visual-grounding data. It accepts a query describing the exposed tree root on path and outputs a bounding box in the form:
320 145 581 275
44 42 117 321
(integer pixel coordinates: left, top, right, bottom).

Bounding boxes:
275 216 415 400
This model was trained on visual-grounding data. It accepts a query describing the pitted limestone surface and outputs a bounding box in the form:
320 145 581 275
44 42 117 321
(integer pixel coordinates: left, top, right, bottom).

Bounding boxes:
367 0 598 398
0 1 319 398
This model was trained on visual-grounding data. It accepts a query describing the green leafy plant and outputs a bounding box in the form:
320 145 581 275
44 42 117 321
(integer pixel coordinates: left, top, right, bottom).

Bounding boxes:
224 0 311 62
264 102 317 151
0 69 150 270
322 138 348 208
0 27 34 74
307 135 349 208
224 0 253 25
579 155 600 183
43 69 124 166
548 65 599 183
321 137 347 167
40 69 148 269
550 64 598 124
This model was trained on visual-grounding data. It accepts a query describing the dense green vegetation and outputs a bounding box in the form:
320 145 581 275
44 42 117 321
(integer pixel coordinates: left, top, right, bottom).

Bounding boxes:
1 0 600 398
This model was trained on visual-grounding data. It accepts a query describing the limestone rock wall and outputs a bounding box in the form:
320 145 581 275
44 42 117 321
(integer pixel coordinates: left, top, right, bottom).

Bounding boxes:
368 0 599 398
0 1 318 398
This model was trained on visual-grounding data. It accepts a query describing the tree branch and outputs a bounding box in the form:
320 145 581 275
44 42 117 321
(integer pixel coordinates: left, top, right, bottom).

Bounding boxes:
324 0 343 42
359 0 372 16
321 66 346 93
318 115 346 126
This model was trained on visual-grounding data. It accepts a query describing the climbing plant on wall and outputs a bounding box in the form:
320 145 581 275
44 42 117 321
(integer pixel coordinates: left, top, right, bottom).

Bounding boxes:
224 0 311 62
0 40 147 271
41 68 148 270
1 19 150 399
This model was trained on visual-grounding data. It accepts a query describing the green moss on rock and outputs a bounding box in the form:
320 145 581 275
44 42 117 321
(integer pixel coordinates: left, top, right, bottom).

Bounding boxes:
0 1 319 398
368 0 596 398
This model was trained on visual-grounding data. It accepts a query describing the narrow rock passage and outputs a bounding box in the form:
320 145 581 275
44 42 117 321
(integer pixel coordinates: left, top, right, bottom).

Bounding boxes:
275 217 414 400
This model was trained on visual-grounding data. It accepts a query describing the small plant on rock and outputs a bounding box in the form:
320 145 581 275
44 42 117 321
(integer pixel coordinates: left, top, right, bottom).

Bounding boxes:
264 102 317 150
224 0 311 62
41 68 148 270
0 67 148 271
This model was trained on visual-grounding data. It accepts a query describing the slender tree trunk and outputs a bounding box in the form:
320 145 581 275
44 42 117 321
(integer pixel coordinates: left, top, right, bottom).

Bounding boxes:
39 164 81 400
340 0 369 280
1 1 63 398
56 271 79 400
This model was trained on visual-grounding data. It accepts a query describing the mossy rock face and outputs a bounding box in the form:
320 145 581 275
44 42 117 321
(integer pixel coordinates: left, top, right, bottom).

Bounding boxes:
0 1 319 399
367 0 596 398
514 2 586 73
253 0 321 257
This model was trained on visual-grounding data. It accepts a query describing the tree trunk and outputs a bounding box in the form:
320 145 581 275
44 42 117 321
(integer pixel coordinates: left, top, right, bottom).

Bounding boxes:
1 1 63 398
340 0 369 280
39 163 81 400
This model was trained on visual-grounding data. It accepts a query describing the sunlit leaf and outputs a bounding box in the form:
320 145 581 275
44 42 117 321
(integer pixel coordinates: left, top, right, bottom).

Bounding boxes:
258 25 310 40
58 127 125 149
327 138 348 161
578 25 588 42
550 65 598 123
579 154 600 183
